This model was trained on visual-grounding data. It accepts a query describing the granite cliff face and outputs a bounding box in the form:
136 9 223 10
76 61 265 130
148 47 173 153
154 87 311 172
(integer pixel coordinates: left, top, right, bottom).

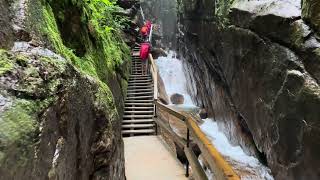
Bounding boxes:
177 0 320 179
0 0 136 179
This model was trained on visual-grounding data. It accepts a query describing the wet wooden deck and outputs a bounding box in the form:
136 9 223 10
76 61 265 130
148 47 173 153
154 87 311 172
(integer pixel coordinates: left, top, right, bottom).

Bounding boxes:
124 136 188 180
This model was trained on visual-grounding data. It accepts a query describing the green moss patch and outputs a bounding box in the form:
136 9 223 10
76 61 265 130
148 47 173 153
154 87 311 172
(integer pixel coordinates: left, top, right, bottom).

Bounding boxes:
95 81 118 120
0 50 14 75
0 99 39 164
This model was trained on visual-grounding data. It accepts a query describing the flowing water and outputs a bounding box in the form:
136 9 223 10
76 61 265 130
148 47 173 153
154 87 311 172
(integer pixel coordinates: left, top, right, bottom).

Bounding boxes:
156 51 274 180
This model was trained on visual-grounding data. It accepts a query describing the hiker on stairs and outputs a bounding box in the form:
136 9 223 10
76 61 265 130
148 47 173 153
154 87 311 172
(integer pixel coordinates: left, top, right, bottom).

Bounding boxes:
140 20 152 41
139 42 151 75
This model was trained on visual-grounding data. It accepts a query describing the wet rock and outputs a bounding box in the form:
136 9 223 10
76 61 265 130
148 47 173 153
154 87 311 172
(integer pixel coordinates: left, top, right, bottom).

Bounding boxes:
302 0 320 32
199 108 207 119
0 0 14 49
0 49 125 180
158 73 170 104
178 0 320 179
151 48 167 59
229 0 320 83
170 93 184 104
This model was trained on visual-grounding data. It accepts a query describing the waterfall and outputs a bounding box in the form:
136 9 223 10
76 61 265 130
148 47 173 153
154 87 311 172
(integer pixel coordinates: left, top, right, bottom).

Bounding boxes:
156 52 274 180
156 51 195 107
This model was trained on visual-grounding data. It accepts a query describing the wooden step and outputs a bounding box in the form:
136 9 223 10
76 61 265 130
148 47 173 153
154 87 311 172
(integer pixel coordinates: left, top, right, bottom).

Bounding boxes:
122 124 155 128
127 91 153 96
127 89 153 93
125 106 154 110
124 110 154 114
131 71 144 73
125 99 154 102
127 86 153 89
122 129 155 135
128 83 152 86
129 75 151 78
129 77 152 81
126 96 153 100
128 79 152 83
130 74 150 77
128 82 152 86
123 114 154 119
125 102 154 106
131 73 150 76
122 119 154 123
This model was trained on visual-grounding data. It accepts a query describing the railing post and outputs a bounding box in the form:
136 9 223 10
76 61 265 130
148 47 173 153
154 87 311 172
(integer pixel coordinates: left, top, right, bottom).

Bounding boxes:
186 123 190 177
154 100 158 135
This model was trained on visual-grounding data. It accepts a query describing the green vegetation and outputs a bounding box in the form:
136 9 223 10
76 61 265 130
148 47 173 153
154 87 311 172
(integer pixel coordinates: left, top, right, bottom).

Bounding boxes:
95 81 119 120
41 0 129 79
215 0 235 25
0 50 14 76
0 99 40 163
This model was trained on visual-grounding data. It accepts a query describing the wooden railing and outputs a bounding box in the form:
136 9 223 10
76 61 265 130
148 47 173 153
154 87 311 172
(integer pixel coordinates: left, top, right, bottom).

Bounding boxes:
148 53 240 180
149 54 158 101
155 101 240 180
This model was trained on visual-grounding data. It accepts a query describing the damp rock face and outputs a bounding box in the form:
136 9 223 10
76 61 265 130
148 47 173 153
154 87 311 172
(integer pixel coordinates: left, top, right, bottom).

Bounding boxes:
0 0 137 179
0 0 14 49
0 48 125 180
302 0 320 32
177 0 320 179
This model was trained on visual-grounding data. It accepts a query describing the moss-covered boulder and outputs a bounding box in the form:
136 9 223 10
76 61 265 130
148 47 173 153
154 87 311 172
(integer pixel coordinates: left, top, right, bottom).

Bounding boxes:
0 0 138 179
302 0 320 32
0 47 125 180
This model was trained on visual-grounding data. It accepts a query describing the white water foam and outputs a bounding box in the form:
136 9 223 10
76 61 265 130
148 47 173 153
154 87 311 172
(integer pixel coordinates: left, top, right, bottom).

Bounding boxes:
156 51 194 106
156 51 274 180
201 120 274 180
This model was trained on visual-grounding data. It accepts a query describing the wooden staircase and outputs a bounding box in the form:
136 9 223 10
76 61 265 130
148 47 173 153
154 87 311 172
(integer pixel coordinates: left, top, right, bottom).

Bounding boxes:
122 46 156 137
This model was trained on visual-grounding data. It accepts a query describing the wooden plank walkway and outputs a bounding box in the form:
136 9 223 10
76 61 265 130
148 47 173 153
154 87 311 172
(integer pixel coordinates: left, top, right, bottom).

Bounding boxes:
124 136 188 180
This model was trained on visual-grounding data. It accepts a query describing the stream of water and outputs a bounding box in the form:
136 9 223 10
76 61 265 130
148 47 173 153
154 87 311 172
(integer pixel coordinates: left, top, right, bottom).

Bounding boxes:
156 51 274 180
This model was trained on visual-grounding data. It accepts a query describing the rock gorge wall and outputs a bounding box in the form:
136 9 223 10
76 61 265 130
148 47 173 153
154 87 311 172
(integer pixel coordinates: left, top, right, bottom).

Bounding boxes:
0 0 137 179
177 0 320 179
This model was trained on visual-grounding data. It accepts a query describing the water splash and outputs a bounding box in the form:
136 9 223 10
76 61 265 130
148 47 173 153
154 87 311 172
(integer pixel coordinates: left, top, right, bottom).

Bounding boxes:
156 51 195 106
156 51 274 180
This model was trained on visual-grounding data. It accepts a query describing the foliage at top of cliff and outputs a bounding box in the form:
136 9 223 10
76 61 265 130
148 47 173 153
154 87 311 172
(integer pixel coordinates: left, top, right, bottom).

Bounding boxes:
29 0 130 82
215 0 235 24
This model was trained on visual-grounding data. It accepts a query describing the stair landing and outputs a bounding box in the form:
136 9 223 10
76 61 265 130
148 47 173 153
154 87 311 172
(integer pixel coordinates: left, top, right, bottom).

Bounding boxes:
124 136 187 180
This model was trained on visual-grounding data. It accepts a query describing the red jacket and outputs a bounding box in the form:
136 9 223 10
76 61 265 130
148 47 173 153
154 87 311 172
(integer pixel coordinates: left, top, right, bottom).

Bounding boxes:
140 26 148 36
140 43 150 60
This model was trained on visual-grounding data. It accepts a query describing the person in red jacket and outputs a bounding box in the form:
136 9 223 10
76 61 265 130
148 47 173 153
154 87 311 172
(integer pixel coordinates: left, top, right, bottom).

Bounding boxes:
139 42 151 75
140 26 148 38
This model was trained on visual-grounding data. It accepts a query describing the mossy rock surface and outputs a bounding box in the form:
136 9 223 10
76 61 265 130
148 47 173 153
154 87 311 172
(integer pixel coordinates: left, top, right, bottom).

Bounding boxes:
302 0 320 33
0 0 135 179
0 46 125 180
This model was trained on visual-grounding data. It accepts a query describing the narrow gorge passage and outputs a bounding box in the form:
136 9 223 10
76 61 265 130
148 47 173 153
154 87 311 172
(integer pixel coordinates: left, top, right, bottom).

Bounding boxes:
122 45 187 180
122 44 156 136
1 0 320 180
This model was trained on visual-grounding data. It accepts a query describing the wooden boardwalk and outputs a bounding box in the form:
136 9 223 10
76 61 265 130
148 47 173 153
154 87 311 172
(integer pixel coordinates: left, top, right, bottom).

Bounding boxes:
124 136 188 180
